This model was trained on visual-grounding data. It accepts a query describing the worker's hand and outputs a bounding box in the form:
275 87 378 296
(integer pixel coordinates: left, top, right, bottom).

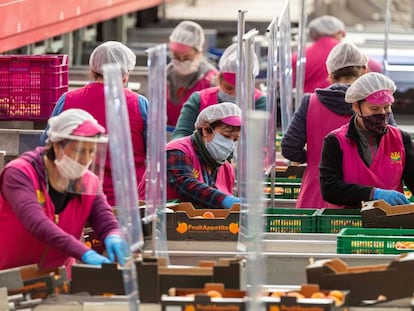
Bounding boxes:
373 188 410 206
81 249 111 265
222 196 240 209
104 235 128 266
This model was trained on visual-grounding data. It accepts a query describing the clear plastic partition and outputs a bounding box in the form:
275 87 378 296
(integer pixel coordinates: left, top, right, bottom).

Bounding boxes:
265 16 278 205
144 44 169 263
278 0 294 134
383 0 392 74
244 111 269 311
237 29 259 254
103 63 141 310
294 0 307 110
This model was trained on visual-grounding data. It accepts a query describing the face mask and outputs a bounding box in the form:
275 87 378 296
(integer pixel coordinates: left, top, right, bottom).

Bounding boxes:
55 154 91 179
205 132 236 162
218 90 236 103
360 112 390 135
172 57 199 76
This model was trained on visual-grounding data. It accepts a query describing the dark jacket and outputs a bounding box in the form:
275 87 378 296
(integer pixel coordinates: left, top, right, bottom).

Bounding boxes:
281 84 397 163
319 115 414 206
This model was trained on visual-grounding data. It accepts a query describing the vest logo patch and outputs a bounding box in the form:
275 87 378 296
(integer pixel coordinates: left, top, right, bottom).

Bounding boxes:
192 168 199 179
390 151 402 163
36 189 45 205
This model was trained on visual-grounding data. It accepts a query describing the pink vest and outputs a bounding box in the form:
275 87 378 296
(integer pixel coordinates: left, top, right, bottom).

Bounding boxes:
329 124 405 208
165 136 235 200
296 94 350 208
64 83 146 206
0 159 96 271
199 87 263 111
167 70 218 126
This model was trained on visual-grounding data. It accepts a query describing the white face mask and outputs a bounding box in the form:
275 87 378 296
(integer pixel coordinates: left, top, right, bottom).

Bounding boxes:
172 57 200 76
205 132 236 162
55 154 91 180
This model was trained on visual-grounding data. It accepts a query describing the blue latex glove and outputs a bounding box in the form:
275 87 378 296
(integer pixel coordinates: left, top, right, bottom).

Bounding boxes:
104 235 128 266
81 249 111 265
222 196 240 209
373 188 410 206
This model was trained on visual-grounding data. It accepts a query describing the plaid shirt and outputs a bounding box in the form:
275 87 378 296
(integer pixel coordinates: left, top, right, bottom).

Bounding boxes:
167 149 227 209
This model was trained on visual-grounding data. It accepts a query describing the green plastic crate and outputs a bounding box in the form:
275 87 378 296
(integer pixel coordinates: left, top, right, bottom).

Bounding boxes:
264 208 317 233
337 228 414 254
317 209 362 233
264 178 302 199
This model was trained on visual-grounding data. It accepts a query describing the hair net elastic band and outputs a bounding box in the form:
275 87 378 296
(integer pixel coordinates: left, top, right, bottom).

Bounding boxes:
221 116 241 126
366 89 394 105
169 42 193 53
222 72 236 85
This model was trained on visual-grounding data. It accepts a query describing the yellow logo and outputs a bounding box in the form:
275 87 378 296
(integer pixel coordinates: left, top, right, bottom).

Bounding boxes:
36 189 45 205
193 168 199 179
390 151 401 163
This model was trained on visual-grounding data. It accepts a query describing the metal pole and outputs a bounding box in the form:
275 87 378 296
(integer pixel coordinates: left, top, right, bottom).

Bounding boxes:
236 10 247 108
295 0 307 110
383 0 392 74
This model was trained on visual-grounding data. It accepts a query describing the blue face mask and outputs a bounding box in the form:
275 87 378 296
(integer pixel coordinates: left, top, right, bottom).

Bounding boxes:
218 90 236 103
205 132 236 162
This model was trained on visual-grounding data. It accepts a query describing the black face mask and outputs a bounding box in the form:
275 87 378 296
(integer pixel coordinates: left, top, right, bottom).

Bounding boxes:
360 112 390 135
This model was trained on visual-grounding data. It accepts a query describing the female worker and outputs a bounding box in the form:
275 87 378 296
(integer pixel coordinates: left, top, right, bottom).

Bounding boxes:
0 109 127 276
282 42 396 208
166 102 241 209
320 72 414 208
292 15 382 93
172 42 266 139
167 20 219 128
40 41 148 206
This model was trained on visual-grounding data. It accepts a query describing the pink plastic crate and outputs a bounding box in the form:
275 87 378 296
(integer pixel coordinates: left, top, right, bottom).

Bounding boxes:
0 55 68 120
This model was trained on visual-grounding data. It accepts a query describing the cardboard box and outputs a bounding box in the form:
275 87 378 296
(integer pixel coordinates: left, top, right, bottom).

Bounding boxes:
166 202 240 241
0 264 68 299
361 199 414 228
162 283 348 311
70 256 244 303
275 165 306 178
306 255 414 305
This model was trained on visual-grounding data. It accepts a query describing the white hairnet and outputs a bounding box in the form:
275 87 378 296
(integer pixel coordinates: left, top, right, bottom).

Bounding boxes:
47 109 107 143
308 15 345 41
89 41 136 76
326 42 368 74
169 21 205 51
218 43 259 77
345 72 396 103
195 102 242 129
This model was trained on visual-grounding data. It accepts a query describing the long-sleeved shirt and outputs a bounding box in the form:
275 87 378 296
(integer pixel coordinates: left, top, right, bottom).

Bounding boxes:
167 148 228 209
172 88 266 139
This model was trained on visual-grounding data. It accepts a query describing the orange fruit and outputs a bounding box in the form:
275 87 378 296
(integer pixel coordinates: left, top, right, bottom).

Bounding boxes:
311 292 326 299
202 211 215 219
270 291 285 297
328 290 344 301
328 295 342 306
184 305 195 311
286 292 305 299
206 290 222 298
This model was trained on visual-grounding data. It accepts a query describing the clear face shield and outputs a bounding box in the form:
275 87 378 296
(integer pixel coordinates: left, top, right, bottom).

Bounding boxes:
53 135 108 195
